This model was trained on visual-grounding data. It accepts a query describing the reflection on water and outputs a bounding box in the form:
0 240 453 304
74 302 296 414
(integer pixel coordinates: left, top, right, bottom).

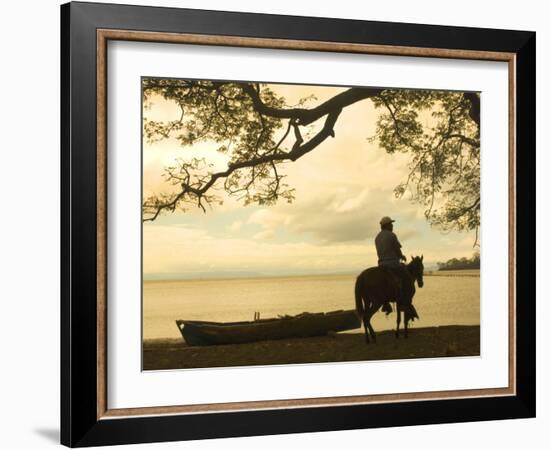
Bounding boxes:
143 273 480 340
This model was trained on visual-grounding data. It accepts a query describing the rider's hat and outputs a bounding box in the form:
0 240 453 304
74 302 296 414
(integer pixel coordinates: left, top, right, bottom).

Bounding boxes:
379 216 395 226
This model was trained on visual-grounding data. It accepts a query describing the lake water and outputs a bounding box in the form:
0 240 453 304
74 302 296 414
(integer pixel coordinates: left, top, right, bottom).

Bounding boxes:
143 272 480 341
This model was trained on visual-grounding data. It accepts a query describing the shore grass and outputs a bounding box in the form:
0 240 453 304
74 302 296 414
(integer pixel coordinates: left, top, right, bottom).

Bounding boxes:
143 325 480 370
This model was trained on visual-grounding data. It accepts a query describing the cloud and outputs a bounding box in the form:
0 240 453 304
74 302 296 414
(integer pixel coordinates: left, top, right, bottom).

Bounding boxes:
329 188 369 213
248 187 419 245
143 224 378 276
228 220 243 232
252 229 275 240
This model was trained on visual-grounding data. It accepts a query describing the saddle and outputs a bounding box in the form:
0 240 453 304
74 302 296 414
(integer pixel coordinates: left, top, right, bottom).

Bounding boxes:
380 265 404 289
378 265 419 320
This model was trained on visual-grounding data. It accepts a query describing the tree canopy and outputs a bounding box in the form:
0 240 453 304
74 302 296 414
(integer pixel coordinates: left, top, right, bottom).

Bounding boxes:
142 79 480 241
437 252 480 271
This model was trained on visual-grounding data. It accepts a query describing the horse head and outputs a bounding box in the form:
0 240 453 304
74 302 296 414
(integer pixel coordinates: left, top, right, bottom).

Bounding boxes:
408 255 424 288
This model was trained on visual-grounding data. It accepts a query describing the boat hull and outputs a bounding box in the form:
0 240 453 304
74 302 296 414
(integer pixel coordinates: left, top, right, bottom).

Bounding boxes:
176 310 361 346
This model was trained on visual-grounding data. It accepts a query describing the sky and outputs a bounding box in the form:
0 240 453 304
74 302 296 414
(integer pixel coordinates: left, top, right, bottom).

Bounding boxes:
142 82 478 280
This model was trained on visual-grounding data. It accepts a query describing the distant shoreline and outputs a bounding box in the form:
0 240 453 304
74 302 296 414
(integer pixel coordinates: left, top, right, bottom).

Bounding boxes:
144 269 480 283
424 269 480 278
144 271 359 283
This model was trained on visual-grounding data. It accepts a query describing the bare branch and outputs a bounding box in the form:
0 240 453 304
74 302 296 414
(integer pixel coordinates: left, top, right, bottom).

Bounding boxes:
143 109 341 221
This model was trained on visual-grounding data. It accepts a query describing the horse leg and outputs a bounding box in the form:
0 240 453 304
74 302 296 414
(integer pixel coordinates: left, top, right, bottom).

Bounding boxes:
366 302 378 343
404 309 409 339
362 308 370 344
367 319 377 343
395 304 401 339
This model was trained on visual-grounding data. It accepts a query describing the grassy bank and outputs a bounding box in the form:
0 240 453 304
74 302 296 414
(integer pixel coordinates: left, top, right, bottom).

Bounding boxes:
143 325 480 370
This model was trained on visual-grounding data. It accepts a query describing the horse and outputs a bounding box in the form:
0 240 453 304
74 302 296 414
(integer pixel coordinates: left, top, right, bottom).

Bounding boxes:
355 255 424 344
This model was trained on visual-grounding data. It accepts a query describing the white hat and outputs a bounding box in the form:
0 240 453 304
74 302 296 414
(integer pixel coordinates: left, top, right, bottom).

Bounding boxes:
379 216 395 225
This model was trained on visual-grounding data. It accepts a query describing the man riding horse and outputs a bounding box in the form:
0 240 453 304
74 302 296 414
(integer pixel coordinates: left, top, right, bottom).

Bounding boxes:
354 217 422 343
375 216 414 316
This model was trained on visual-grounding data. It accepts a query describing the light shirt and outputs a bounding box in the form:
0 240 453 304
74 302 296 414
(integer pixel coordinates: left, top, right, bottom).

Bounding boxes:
375 229 402 266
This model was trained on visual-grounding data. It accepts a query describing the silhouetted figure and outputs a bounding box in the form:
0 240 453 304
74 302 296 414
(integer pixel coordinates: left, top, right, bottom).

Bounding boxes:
355 255 424 344
375 216 407 314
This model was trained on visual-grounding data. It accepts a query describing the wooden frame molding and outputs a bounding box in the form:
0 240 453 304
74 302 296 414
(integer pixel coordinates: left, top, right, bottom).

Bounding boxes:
96 29 517 420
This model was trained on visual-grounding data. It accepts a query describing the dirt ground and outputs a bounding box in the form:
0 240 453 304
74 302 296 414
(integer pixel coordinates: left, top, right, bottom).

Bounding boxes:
142 325 480 370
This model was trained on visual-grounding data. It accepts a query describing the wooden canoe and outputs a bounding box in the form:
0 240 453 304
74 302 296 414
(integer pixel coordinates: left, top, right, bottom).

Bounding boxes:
176 309 361 346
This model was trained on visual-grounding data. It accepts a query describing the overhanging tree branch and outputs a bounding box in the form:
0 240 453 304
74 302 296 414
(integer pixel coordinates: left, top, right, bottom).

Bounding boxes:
142 79 481 235
143 109 342 221
240 84 383 125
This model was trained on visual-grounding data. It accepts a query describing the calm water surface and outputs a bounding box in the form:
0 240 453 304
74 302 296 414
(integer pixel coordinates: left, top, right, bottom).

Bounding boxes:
143 273 480 340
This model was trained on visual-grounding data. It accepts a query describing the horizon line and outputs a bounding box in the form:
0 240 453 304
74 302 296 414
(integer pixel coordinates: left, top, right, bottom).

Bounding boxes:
143 267 477 283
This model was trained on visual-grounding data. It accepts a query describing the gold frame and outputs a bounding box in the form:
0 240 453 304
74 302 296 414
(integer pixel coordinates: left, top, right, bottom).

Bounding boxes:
96 29 516 420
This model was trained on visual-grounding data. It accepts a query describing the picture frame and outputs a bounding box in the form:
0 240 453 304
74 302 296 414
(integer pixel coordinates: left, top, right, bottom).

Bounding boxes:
60 1 535 447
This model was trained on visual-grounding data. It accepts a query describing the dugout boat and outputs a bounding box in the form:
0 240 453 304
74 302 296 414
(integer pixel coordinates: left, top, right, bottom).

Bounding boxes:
176 309 361 346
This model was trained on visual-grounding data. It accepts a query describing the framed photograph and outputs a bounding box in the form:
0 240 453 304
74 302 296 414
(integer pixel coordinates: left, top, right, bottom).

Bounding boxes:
61 1 535 447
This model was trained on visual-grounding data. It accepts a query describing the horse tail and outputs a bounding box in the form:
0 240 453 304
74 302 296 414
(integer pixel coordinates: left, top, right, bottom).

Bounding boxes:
355 275 364 316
